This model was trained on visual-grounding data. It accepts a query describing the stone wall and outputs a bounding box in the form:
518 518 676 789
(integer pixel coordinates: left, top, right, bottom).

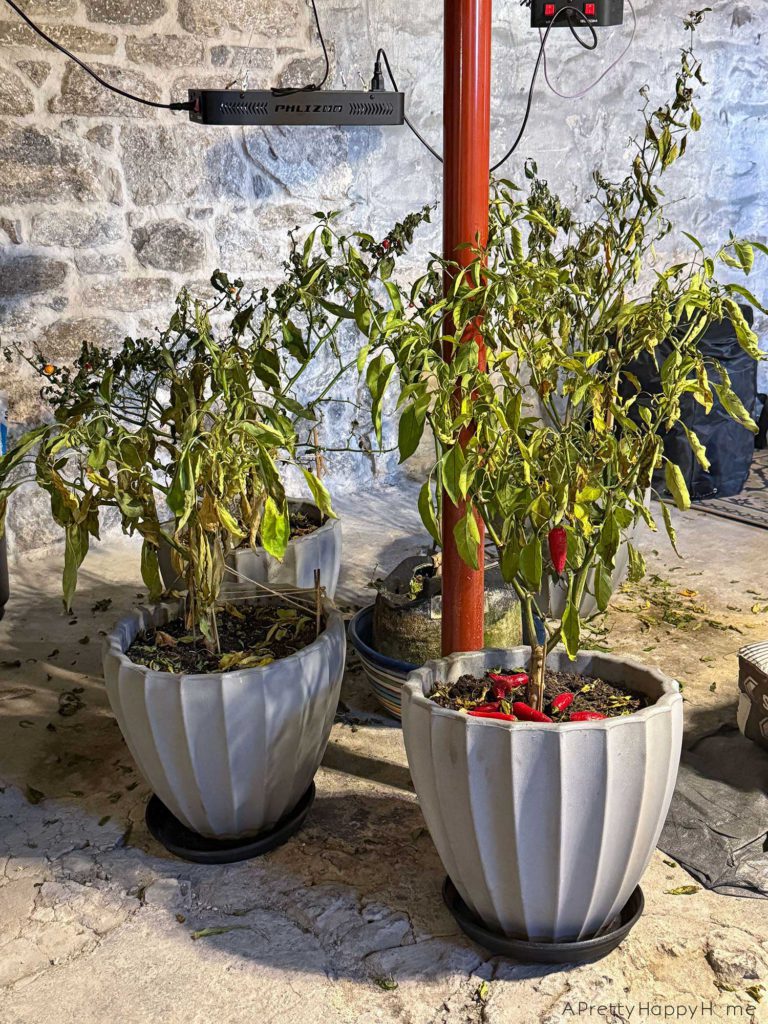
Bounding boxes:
0 0 766 554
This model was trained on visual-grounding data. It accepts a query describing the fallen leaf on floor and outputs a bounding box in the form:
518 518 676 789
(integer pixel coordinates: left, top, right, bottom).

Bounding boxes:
662 859 677 868
78 636 90 645
25 786 45 805
91 598 112 613
98 815 111 826
664 885 700 895
476 981 490 1003
374 976 398 991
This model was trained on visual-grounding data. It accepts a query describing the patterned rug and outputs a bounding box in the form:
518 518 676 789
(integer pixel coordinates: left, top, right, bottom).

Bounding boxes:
686 448 768 531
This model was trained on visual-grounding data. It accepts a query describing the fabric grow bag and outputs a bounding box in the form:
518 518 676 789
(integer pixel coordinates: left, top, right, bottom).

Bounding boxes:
628 307 758 500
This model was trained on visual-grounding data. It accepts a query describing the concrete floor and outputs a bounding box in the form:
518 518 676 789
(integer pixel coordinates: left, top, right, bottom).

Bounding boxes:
0 485 767 1024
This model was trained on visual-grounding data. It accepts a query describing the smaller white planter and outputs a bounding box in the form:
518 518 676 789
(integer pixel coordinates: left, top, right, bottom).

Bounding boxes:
102 599 346 839
536 495 649 620
402 647 683 943
159 499 343 599
537 540 632 619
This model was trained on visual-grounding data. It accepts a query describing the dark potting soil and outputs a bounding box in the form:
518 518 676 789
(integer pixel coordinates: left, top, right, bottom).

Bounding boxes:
126 601 322 674
430 668 649 721
288 509 322 539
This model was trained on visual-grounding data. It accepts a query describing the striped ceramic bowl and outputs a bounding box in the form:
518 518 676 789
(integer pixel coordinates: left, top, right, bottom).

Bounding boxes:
348 605 417 721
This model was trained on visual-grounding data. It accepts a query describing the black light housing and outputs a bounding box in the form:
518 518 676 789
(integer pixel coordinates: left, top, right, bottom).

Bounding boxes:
188 88 406 127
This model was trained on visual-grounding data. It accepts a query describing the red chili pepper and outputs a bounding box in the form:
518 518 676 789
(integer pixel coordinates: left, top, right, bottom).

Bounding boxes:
472 702 501 713
468 710 517 722
551 692 574 714
489 672 528 699
381 238 391 251
548 526 568 575
569 711 607 722
513 702 553 723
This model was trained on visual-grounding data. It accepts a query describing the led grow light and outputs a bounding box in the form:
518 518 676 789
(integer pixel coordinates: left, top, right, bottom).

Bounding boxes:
187 88 405 128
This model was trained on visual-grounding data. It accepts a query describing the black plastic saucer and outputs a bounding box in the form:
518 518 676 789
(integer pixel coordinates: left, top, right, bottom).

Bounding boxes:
145 783 316 864
443 877 644 964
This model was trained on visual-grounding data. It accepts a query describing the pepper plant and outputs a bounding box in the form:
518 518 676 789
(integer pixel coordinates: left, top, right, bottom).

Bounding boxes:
0 208 430 650
351 12 766 709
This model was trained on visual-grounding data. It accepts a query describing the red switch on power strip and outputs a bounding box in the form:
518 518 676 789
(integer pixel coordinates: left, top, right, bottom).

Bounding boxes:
544 3 556 16
584 2 596 14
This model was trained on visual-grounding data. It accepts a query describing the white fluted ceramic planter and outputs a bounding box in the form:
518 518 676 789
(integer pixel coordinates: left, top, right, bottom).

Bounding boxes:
102 599 346 839
402 647 683 943
159 499 343 599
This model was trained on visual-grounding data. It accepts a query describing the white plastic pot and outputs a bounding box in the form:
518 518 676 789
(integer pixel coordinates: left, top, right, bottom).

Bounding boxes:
102 599 346 839
158 499 343 599
536 540 633 619
401 646 683 943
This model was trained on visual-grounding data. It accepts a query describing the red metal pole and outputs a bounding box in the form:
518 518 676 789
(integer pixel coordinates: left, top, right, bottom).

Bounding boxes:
441 0 492 656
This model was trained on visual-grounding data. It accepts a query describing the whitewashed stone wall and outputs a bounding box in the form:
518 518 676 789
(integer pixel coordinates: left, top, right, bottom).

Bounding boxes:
0 0 765 554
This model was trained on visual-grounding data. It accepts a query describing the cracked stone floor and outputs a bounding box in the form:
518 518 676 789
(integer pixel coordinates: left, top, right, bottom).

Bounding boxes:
1 484 767 1024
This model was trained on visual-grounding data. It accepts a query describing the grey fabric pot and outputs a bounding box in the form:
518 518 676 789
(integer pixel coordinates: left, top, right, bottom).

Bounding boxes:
401 647 683 943
102 598 346 839
158 499 343 599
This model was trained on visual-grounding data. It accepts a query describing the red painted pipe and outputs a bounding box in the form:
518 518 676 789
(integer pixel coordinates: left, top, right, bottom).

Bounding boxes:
441 0 492 656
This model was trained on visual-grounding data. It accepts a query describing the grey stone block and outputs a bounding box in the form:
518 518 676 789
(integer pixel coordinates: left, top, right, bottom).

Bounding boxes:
50 63 160 118
178 0 301 38
30 210 124 248
0 255 68 299
74 252 127 275
125 33 205 67
35 316 127 359
131 218 206 272
0 20 117 54
82 0 166 25
0 68 34 114
82 275 175 313
14 60 51 87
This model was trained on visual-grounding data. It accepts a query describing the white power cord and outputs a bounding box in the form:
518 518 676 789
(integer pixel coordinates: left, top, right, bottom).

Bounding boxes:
539 0 637 100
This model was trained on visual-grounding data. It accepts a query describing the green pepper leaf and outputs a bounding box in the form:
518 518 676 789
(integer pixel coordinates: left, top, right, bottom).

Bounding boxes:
665 462 691 512
453 509 481 570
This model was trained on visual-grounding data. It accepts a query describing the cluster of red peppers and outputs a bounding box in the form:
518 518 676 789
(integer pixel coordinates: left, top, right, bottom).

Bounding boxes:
466 671 607 724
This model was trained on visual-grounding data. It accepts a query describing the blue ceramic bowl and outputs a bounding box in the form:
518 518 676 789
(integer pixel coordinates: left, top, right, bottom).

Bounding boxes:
348 605 416 720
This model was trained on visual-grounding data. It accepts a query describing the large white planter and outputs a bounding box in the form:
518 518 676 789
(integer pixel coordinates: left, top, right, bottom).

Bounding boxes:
102 599 346 839
159 499 343 599
402 647 683 943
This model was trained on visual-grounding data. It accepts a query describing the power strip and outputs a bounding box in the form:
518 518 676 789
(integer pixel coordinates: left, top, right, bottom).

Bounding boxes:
188 88 405 127
530 0 623 27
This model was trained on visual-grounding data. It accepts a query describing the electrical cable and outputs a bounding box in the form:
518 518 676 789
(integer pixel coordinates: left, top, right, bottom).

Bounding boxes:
540 0 636 100
1 0 192 110
491 5 596 171
271 0 331 97
376 6 598 173
375 48 443 163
